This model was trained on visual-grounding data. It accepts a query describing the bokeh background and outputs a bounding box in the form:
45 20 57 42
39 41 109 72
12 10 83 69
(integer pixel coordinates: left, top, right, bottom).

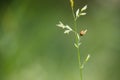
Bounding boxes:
0 0 120 80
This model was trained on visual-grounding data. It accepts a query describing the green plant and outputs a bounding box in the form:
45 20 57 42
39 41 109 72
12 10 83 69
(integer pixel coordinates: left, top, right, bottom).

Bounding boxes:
56 0 90 80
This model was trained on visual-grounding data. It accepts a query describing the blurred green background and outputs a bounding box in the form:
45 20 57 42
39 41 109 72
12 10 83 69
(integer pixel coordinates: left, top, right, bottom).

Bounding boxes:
0 0 120 80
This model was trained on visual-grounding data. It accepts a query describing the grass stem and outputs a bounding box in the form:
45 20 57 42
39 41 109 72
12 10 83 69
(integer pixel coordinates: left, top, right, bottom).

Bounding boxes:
71 8 83 80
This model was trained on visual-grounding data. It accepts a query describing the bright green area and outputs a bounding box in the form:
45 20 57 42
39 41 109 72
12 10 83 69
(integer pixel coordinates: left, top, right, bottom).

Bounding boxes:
0 0 120 80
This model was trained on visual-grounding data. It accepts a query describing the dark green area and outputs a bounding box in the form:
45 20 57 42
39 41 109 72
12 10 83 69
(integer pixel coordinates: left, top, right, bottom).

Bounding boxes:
0 0 120 80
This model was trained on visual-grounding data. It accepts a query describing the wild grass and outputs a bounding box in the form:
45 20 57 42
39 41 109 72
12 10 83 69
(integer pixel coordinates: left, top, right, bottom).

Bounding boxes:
57 0 90 80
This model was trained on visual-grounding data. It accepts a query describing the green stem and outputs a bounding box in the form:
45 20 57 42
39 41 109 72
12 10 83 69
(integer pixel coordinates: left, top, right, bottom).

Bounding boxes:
72 8 77 31
71 8 83 80
78 47 83 80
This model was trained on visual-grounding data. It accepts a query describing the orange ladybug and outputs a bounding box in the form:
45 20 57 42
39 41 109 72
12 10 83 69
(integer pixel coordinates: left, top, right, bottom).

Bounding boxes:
80 29 87 36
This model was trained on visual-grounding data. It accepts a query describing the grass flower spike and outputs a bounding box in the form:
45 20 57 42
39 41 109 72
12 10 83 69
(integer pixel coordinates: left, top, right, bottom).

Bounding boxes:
81 5 87 12
57 0 90 80
56 21 73 34
70 0 74 9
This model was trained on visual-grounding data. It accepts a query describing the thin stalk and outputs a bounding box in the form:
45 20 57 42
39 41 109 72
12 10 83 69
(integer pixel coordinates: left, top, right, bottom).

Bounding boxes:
71 8 83 80
71 8 77 31
78 46 83 80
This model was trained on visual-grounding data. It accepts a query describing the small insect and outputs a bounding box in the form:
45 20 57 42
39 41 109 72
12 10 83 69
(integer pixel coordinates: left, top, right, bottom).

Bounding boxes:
80 29 87 36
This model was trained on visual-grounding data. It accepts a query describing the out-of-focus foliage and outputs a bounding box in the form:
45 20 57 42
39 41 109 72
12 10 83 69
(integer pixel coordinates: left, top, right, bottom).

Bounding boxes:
0 0 120 80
